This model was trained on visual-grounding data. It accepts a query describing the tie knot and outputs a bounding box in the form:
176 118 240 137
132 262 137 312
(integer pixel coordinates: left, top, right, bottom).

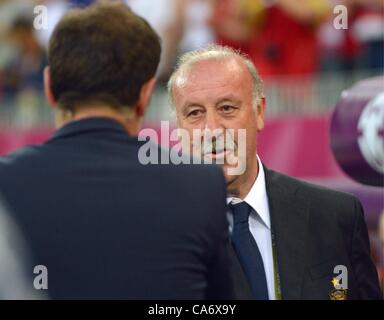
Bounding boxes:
229 201 252 224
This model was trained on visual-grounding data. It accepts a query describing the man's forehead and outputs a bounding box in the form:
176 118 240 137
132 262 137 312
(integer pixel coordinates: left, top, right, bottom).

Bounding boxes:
175 57 248 90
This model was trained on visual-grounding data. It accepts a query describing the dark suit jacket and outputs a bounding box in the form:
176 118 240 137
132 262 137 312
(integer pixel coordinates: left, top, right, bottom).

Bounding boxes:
230 165 382 300
0 117 233 299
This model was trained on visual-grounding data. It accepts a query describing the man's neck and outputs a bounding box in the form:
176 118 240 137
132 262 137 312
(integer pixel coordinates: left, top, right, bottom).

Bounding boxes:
55 105 140 136
227 158 259 200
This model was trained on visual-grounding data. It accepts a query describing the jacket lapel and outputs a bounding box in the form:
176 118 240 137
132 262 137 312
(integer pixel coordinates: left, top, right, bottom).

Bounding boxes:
264 166 310 300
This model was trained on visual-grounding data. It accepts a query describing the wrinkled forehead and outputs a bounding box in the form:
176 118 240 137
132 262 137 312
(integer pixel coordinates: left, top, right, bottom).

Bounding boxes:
174 57 251 91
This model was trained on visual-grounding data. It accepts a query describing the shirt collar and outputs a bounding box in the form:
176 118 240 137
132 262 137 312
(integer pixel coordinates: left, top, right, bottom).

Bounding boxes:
227 155 271 229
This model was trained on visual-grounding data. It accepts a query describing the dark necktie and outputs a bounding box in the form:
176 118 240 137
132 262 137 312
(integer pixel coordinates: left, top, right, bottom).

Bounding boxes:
230 201 269 300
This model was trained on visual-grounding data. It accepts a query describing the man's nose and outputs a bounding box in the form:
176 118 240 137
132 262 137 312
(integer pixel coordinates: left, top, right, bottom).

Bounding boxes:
204 109 222 131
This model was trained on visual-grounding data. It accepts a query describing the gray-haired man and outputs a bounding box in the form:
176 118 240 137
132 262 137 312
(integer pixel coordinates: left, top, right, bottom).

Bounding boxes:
168 45 382 300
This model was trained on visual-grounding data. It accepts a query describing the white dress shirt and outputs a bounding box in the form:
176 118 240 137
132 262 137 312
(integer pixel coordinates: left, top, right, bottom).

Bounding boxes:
227 155 276 300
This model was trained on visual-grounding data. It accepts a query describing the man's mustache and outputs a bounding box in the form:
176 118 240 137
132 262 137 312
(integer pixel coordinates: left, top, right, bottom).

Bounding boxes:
201 136 236 156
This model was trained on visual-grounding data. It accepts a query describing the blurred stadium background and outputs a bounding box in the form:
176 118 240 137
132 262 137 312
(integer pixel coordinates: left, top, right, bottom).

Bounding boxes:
0 0 383 287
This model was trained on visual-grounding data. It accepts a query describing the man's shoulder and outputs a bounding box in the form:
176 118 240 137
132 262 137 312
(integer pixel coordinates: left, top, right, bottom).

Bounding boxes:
265 167 358 209
157 162 227 198
0 145 45 171
147 142 226 187
0 142 227 195
265 168 360 234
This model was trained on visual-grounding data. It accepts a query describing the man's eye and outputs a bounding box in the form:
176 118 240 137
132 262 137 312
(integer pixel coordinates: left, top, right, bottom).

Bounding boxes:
220 105 235 113
188 109 203 117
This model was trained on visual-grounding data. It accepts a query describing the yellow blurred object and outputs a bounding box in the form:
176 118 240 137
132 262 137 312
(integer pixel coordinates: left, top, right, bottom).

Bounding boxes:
239 0 266 32
308 0 332 19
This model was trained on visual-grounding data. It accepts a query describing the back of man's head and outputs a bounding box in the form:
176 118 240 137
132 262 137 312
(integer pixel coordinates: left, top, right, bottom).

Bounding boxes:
48 2 161 112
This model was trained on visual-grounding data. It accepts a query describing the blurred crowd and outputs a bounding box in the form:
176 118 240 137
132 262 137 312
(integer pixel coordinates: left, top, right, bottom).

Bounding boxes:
0 0 383 106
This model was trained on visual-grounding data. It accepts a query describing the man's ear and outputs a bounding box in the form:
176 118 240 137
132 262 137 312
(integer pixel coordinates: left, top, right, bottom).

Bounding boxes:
256 94 266 131
44 66 57 108
135 77 156 118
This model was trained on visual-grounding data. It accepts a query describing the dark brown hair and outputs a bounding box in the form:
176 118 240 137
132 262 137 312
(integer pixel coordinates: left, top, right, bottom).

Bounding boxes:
48 2 161 111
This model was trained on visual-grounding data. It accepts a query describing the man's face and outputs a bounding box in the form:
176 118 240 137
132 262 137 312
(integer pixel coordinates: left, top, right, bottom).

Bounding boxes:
172 57 265 187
